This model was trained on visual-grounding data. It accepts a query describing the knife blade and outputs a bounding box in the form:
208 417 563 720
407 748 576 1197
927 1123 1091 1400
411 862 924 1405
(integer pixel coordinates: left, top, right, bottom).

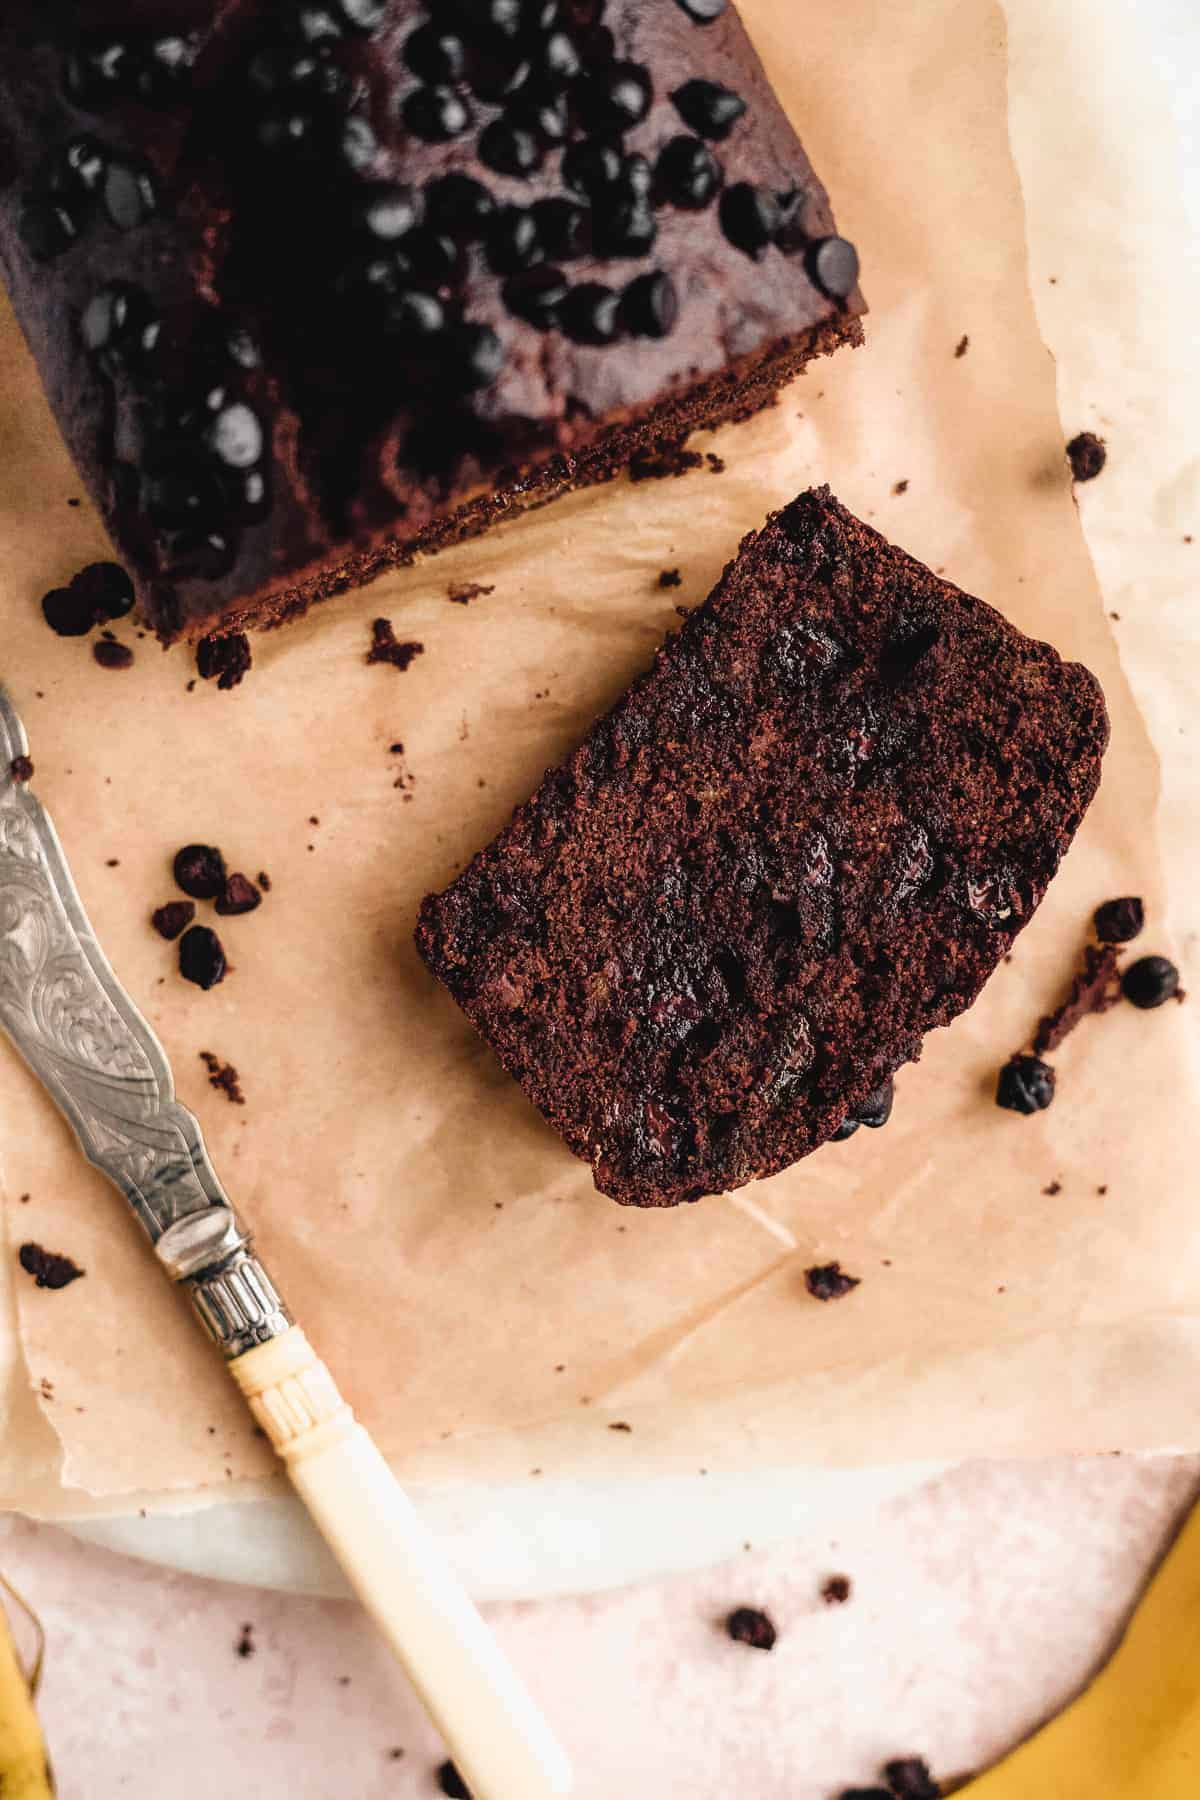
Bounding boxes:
0 680 572 1798
0 681 288 1354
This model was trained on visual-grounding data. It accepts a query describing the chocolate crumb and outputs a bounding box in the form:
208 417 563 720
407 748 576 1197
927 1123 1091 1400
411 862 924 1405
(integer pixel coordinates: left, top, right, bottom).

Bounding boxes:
9 755 34 783
1042 1179 1062 1196
996 1054 1055 1114
1097 1184 1108 1195
18 1243 85 1289
1033 943 1123 1053
954 334 970 358
1122 955 1180 1010
197 633 252 691
1093 896 1144 944
657 568 683 589
174 843 227 900
366 619 424 671
629 442 704 482
93 638 133 671
257 870 272 892
19 1194 29 1205
893 479 909 495
805 1261 861 1302
725 1607 777 1651
73 561 134 622
41 584 94 637
200 1052 245 1106
822 1575 852 1605
152 900 196 941
607 1421 632 1433
706 452 726 474
447 582 495 605
437 1761 472 1798
215 873 262 916
387 1747 405 1761
234 1624 255 1660
179 925 227 990
105 858 119 867
68 497 80 506
884 1758 942 1799
186 679 197 692
1066 432 1107 482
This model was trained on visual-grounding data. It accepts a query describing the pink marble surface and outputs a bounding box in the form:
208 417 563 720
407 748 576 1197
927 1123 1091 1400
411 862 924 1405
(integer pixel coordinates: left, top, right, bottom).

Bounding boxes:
3 1454 1198 1798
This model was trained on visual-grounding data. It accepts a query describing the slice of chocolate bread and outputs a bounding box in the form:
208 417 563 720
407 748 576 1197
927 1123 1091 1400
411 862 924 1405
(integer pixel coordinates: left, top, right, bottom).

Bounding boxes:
417 489 1108 1206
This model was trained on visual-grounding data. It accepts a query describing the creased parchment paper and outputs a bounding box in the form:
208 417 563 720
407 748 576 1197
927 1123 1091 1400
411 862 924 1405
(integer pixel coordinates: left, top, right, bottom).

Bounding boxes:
0 0 1197 1510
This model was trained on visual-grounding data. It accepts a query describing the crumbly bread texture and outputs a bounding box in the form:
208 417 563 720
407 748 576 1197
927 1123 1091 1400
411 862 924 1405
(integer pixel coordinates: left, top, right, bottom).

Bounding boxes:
417 488 1108 1207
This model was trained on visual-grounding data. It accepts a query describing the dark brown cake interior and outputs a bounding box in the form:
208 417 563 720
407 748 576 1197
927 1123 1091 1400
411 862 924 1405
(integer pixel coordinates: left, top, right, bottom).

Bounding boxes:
417 489 1108 1206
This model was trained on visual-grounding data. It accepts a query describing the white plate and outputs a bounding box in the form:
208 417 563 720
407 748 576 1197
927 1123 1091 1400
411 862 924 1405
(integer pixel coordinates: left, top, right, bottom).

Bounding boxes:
59 1462 949 1602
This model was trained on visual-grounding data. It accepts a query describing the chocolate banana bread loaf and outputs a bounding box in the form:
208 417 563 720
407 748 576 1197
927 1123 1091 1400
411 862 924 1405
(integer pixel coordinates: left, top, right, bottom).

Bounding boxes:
416 489 1108 1207
0 1 864 646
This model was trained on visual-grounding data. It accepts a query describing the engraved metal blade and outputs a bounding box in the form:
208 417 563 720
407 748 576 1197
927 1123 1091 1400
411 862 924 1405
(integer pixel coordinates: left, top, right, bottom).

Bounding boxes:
0 683 289 1355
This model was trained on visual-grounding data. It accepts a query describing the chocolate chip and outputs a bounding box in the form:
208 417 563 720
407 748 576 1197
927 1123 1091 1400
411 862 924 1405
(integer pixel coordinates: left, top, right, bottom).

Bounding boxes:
883 1759 942 1800
487 206 544 274
595 195 656 259
805 1262 861 1302
538 31 583 83
1122 955 1180 1009
674 0 728 18
425 173 496 241
101 156 158 230
196 633 253 691
561 283 621 346
354 180 420 242
403 25 466 84
503 266 569 331
578 63 653 135
179 925 228 990
532 197 590 260
511 84 569 146
621 271 678 339
174 843 228 900
18 1243 86 1290
208 403 264 470
334 0 386 31
41 585 95 637
436 1762 472 1799
672 78 746 140
9 755 34 784
19 188 83 261
448 322 505 390
656 135 722 209
1093 896 1144 944
149 902 199 950
855 1077 894 1128
383 289 445 338
719 183 780 258
216 873 263 916
402 86 472 143
72 561 134 621
478 117 543 178
62 39 136 111
808 235 860 299
725 1607 776 1650
79 282 160 370
562 139 623 200
1066 431 1106 482
995 1054 1055 1114
93 638 133 670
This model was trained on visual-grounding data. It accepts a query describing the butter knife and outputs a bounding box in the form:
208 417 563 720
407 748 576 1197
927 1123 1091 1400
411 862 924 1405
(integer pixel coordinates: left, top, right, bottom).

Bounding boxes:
0 682 571 1800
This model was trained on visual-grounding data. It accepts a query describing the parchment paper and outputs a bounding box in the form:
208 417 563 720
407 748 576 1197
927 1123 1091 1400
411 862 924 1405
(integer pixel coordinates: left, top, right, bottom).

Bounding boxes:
0 0 1197 1509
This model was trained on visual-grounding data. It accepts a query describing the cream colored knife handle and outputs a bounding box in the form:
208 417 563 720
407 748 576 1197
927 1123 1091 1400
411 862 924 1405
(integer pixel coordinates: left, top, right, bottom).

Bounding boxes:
230 1328 572 1800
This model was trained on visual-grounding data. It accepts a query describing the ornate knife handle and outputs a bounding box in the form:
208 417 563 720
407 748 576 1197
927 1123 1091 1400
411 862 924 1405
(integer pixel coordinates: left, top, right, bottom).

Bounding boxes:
0 687 289 1357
